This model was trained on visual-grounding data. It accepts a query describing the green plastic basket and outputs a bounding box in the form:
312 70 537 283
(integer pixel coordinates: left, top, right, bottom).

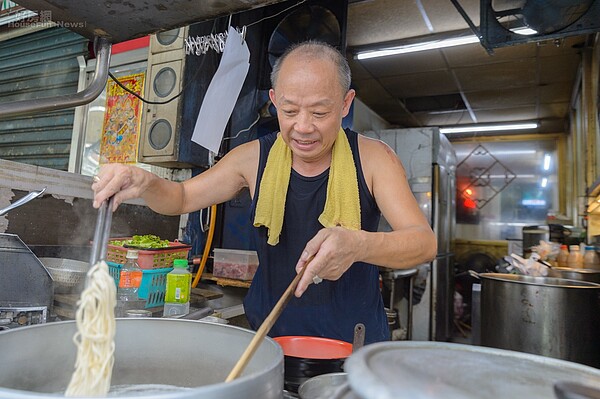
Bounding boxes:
108 261 172 309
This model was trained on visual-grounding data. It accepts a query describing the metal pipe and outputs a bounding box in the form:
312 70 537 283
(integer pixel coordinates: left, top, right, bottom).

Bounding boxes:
389 275 396 315
0 36 112 119
449 0 482 41
407 275 414 340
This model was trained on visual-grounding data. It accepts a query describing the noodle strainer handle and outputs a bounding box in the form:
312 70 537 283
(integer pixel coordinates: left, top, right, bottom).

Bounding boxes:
89 196 115 266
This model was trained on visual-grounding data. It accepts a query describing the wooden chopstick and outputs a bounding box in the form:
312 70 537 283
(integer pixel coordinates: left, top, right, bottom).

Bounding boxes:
225 256 313 382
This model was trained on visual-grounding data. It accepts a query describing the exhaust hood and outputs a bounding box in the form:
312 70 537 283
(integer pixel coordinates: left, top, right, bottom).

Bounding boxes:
13 0 288 43
0 0 288 118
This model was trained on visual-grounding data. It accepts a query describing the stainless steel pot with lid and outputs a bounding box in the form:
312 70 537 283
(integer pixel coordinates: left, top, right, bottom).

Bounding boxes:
337 341 600 399
0 318 283 398
476 273 600 367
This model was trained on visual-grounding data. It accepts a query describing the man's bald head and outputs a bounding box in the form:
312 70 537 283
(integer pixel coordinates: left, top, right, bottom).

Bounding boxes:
270 41 351 95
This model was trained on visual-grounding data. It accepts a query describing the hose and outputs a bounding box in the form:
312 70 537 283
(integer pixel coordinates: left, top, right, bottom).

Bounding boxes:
192 204 217 288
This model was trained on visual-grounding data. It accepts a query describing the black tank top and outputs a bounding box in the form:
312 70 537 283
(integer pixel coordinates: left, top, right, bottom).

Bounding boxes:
244 128 389 344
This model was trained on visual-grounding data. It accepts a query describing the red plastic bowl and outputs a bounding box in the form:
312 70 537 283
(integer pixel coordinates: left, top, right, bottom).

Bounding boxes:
273 336 353 359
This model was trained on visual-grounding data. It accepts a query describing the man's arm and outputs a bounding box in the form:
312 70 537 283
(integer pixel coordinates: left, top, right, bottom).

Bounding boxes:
294 136 437 296
357 136 437 268
92 140 259 214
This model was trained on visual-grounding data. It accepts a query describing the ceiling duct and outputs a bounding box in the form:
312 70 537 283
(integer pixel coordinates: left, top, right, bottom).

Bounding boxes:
480 0 600 49
404 94 467 114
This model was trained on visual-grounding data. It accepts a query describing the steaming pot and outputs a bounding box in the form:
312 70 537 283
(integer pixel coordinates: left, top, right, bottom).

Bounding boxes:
0 318 283 398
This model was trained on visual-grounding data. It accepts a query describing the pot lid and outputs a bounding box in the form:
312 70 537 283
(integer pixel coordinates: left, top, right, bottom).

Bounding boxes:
479 273 600 288
552 267 600 274
343 341 600 399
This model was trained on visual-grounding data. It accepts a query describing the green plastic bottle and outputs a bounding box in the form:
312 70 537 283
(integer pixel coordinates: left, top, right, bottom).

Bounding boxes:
163 259 191 317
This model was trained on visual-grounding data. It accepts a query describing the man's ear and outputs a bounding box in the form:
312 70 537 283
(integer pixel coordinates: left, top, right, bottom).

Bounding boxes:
342 89 356 117
268 88 277 108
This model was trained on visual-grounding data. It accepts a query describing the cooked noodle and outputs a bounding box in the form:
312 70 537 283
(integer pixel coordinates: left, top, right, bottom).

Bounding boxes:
65 260 116 397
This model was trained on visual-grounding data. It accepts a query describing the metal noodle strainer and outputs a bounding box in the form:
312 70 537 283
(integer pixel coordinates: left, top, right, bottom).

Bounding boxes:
39 258 89 294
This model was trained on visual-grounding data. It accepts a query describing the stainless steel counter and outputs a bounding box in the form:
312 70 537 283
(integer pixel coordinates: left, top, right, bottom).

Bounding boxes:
195 282 248 326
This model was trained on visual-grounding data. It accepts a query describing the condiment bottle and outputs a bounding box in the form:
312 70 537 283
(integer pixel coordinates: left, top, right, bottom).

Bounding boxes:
583 246 600 270
163 259 192 317
566 245 583 268
116 250 144 317
557 245 569 268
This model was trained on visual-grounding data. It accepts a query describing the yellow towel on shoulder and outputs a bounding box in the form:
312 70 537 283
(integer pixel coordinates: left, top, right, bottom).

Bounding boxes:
254 127 361 246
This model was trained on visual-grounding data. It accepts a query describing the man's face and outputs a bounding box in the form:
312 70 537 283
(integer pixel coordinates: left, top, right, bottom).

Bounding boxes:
269 53 355 166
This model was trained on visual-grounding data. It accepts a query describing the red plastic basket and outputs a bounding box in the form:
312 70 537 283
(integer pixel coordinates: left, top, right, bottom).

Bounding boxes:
107 237 191 269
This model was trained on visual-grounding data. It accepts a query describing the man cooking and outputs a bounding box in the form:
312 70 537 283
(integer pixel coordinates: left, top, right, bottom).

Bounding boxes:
92 41 437 344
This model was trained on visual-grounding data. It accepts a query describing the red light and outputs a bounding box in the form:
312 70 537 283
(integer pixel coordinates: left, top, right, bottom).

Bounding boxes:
465 188 473 196
464 198 477 209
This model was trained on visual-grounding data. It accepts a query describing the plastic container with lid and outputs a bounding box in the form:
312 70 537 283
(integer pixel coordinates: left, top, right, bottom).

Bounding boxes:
116 250 145 317
567 245 583 268
583 246 600 270
557 244 569 268
163 258 192 317
213 248 259 281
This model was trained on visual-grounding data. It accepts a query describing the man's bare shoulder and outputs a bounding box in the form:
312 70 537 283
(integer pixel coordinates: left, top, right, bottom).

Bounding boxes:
226 138 260 160
221 138 261 190
357 134 404 170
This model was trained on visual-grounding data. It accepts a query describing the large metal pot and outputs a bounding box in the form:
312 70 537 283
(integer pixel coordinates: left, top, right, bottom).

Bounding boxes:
336 341 600 399
0 319 283 398
478 273 600 368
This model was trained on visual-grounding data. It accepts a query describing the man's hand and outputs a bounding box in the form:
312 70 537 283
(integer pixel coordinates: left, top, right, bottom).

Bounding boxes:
92 164 151 211
294 226 364 297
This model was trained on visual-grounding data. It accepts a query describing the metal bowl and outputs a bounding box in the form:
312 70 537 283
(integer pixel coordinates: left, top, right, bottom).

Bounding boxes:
38 257 89 293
